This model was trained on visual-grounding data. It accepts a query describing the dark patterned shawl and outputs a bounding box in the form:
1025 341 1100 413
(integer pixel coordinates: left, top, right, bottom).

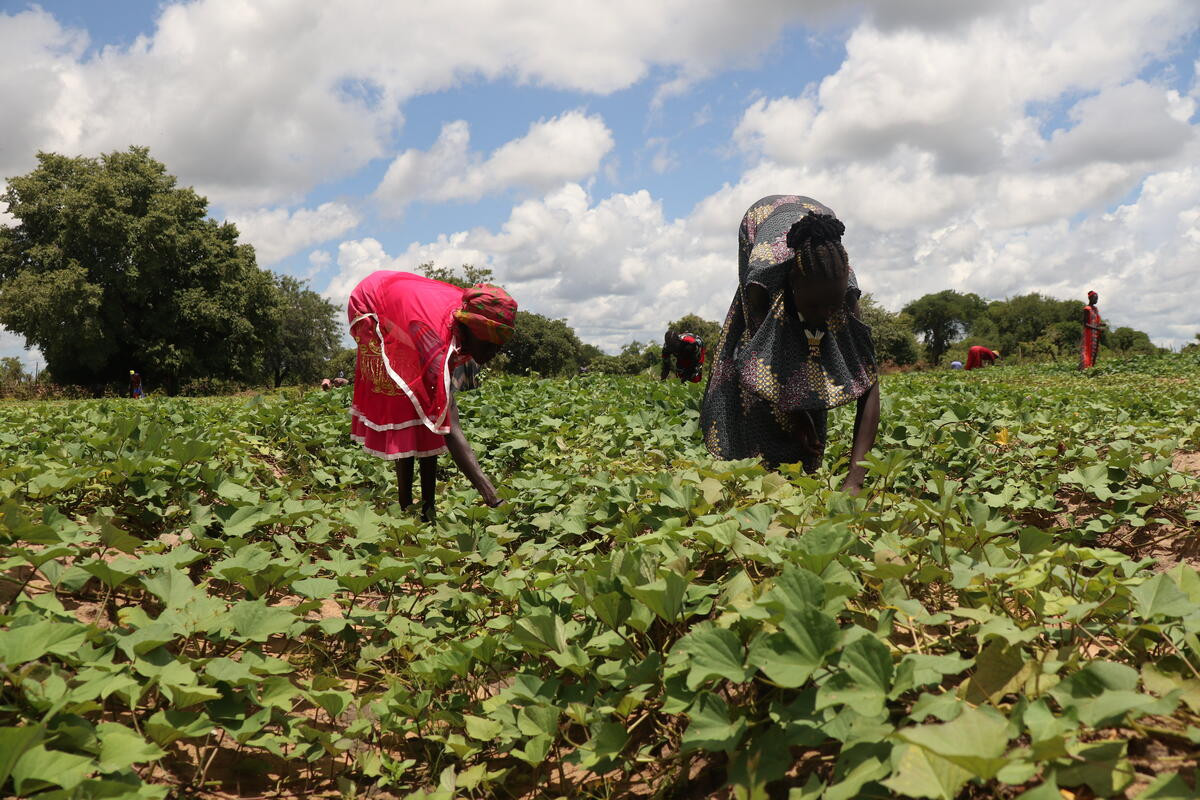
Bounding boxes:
700 195 878 468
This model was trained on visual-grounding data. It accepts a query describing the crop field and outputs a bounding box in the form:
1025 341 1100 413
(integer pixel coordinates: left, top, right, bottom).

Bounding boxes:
2 358 1200 800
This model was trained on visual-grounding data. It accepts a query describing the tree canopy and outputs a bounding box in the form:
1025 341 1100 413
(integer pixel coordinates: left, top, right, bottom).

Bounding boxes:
0 147 280 392
500 311 588 376
902 290 987 364
858 294 919 366
265 275 341 388
418 262 496 288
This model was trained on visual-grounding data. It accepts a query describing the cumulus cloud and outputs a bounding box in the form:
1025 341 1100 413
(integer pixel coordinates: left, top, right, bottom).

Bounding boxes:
374 111 613 214
325 183 729 350
226 202 361 267
734 1 1198 176
0 0 831 207
1044 81 1194 168
324 0 1200 351
6 0 1200 355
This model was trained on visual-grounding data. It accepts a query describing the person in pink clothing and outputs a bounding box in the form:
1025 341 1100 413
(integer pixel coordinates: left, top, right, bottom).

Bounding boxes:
347 270 517 520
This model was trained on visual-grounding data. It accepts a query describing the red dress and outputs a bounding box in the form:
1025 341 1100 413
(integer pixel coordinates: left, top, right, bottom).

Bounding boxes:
965 346 997 370
347 271 471 459
1080 304 1102 369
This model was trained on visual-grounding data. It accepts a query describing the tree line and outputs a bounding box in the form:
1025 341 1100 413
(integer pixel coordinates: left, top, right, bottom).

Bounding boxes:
0 147 1168 395
0 148 340 395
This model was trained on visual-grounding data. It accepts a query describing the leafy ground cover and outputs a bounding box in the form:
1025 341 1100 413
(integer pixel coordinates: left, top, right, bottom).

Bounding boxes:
2 358 1200 799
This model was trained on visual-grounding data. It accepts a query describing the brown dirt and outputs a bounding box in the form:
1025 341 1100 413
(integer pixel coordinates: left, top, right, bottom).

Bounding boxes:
1172 451 1200 475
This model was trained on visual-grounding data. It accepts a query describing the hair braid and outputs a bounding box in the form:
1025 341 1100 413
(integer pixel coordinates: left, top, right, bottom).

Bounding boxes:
786 212 849 282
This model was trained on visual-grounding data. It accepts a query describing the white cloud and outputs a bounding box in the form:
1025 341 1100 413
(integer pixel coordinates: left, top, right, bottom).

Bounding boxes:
225 202 361 267
0 327 38 372
1044 81 1194 168
324 183 729 351
324 0 1200 352
0 0 832 207
374 111 613 214
734 1 1199 175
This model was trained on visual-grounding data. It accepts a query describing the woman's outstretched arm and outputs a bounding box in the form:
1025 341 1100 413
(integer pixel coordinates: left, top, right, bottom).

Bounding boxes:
842 381 880 495
443 396 503 506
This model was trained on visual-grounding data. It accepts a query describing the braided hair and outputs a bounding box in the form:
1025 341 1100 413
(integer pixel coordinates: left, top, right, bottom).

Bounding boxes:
785 212 849 282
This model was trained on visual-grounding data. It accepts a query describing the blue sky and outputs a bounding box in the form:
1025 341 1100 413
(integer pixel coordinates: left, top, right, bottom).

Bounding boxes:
2 0 1199 367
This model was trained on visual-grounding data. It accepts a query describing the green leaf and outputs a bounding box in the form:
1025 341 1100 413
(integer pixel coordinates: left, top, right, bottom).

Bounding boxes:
681 692 746 753
628 571 688 621
590 591 633 631
1055 740 1131 797
1131 573 1193 619
962 641 1029 705
144 710 215 746
512 612 569 654
748 608 837 689
840 636 893 695
463 715 503 741
10 745 94 794
227 599 296 642
883 744 973 800
141 568 200 609
0 725 45 788
96 722 166 772
79 557 140 588
1138 772 1196 799
727 729 791 800
675 624 750 690
0 620 87 665
575 720 628 771
763 565 826 613
291 576 339 598
895 706 1010 779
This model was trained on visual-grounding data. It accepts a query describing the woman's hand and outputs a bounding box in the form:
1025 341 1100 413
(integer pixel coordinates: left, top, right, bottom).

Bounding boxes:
840 473 864 496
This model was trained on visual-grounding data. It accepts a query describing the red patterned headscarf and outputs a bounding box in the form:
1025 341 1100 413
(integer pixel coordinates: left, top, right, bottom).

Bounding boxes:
454 284 518 345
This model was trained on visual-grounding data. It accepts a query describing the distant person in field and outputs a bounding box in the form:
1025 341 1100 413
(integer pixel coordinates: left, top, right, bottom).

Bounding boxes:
332 371 349 387
950 360 964 370
1080 290 1103 369
129 370 145 398
701 196 880 494
661 331 706 382
347 272 516 520
965 346 999 370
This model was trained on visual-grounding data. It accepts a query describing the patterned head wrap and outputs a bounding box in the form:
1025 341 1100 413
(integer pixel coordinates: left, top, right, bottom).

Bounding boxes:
454 284 518 345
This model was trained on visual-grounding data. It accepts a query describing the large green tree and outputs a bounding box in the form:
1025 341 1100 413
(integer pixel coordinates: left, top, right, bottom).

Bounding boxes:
0 147 277 392
978 293 1080 356
858 294 919 366
265 275 340 387
902 290 987 364
418 262 496 288
500 311 587 376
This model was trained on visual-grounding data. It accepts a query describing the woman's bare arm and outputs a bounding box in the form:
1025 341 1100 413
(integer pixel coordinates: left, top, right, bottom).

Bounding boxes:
443 396 502 506
842 381 880 495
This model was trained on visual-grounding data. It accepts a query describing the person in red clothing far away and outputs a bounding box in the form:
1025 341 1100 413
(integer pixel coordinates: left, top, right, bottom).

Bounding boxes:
661 332 707 382
965 346 999 370
1080 290 1104 369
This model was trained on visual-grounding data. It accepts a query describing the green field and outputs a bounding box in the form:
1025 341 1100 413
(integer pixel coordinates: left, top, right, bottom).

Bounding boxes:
2 359 1200 799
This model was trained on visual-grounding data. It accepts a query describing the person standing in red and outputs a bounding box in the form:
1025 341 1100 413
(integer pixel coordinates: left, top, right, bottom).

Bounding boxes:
964 345 999 370
347 270 517 520
1080 290 1103 369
